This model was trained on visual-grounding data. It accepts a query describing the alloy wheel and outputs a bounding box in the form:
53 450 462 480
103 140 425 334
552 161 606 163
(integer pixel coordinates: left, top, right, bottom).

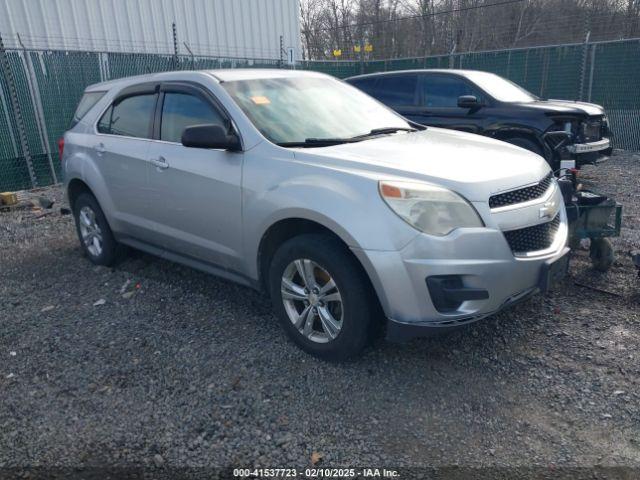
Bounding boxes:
281 258 344 343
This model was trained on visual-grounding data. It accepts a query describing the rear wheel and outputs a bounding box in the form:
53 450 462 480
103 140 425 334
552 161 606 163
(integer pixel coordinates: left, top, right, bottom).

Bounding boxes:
72 192 123 266
268 234 374 361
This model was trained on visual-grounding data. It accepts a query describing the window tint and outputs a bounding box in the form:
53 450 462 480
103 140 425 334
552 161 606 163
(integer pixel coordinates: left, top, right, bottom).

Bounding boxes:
97 94 156 138
71 91 105 127
422 75 483 108
374 75 418 106
160 92 225 143
97 106 112 134
348 77 378 95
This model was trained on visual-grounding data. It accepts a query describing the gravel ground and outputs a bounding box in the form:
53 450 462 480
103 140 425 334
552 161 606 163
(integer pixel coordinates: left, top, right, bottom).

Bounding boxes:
0 152 639 478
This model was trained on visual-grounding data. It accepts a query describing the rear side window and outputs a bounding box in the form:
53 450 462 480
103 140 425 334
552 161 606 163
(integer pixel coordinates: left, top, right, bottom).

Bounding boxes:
422 75 484 108
160 92 226 143
97 94 156 138
374 75 418 106
70 91 105 127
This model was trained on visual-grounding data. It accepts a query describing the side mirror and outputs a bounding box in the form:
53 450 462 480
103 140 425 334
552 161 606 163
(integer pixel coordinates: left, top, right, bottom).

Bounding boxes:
458 95 481 109
181 124 241 151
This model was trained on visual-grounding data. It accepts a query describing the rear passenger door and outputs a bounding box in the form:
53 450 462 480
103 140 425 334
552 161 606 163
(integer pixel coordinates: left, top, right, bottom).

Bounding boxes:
145 83 243 271
415 74 487 133
95 84 158 242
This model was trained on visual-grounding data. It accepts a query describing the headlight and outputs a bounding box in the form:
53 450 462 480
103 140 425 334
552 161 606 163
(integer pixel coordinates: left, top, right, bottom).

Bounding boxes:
379 181 484 236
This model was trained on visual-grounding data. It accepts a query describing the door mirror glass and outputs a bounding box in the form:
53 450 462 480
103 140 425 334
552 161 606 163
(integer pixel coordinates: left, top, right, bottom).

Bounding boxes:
458 95 480 109
181 124 241 150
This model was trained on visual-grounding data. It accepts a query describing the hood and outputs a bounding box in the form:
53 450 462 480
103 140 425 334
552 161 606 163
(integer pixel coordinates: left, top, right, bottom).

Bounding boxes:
293 127 550 202
515 99 605 117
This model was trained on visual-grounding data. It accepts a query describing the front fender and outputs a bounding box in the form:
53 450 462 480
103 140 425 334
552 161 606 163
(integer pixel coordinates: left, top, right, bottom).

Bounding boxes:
241 152 419 280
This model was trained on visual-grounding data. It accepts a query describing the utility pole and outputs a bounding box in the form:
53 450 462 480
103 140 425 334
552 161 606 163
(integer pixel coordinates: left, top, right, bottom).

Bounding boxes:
0 32 37 188
279 35 284 67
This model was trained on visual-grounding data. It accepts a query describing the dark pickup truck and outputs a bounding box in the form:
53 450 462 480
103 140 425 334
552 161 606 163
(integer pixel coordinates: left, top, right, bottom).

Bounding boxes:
346 69 612 168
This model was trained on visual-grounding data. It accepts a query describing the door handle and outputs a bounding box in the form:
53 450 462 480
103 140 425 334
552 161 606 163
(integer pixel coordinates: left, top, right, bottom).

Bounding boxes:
94 143 106 155
151 156 169 170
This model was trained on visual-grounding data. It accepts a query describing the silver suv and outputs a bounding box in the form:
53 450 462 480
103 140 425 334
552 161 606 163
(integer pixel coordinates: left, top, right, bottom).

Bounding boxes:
62 69 569 360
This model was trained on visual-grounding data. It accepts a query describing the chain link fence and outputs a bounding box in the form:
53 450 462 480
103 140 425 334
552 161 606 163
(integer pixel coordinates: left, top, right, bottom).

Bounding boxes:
1 37 639 191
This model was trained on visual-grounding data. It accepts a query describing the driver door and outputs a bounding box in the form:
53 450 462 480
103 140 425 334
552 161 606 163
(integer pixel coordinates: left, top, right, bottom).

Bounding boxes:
415 74 488 134
145 83 243 271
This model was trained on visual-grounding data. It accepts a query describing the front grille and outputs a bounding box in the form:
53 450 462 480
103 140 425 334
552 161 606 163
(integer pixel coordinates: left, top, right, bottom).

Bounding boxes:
503 214 561 254
489 172 553 209
582 120 602 142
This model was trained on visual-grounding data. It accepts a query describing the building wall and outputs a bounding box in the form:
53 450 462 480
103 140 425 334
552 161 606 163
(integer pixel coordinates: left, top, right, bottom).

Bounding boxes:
0 0 301 59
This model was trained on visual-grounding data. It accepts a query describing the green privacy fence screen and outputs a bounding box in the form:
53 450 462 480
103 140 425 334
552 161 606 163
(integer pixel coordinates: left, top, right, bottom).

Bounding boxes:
1 38 639 191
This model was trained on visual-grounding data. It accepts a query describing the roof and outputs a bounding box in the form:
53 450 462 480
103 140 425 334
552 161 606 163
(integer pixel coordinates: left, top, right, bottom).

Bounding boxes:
84 69 330 92
206 69 329 82
345 69 487 81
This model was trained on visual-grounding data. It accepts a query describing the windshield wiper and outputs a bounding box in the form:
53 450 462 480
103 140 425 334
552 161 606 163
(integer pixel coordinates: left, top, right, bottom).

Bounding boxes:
277 137 361 148
276 127 417 148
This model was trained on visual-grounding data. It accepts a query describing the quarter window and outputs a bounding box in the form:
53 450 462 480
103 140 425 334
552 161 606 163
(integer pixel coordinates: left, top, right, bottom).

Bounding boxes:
160 92 225 143
374 75 419 107
71 91 105 128
97 94 156 138
422 75 483 108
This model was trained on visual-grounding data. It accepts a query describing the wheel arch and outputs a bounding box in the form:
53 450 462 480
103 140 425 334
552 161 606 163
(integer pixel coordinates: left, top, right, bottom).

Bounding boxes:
256 216 386 331
490 127 549 158
67 177 94 210
257 217 354 291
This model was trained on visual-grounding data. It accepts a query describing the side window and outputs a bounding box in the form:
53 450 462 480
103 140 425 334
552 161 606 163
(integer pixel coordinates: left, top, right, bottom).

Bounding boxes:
97 106 112 134
374 75 418 107
422 75 483 108
97 94 156 138
348 77 378 96
160 92 226 143
70 91 105 128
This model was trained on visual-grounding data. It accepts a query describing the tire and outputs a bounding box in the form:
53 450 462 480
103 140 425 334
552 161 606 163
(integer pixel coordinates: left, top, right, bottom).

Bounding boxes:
589 238 614 272
72 192 123 266
504 136 544 157
268 234 374 361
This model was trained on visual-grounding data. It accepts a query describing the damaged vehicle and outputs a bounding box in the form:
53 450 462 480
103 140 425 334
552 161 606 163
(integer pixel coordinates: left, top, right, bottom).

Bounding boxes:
61 69 569 360
346 69 612 168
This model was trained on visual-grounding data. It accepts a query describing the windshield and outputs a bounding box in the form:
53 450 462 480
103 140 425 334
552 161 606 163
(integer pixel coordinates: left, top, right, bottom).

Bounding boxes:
222 76 411 145
463 71 538 103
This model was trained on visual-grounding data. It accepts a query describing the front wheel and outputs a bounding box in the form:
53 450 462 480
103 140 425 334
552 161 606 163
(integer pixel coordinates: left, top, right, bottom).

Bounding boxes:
590 238 614 272
504 136 544 156
268 234 374 361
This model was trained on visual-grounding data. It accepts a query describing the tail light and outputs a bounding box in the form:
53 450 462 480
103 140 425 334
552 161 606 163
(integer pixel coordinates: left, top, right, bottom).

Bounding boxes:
57 137 64 160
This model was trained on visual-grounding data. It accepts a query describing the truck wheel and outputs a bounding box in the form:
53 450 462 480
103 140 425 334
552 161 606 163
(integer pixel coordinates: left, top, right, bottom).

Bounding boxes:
589 238 614 272
505 136 544 157
268 234 374 361
72 192 123 266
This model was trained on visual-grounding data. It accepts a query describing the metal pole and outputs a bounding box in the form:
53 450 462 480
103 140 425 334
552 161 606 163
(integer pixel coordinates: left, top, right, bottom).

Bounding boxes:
587 44 597 102
172 22 179 69
0 33 37 188
17 33 57 184
279 35 284 67
579 31 591 100
183 42 195 69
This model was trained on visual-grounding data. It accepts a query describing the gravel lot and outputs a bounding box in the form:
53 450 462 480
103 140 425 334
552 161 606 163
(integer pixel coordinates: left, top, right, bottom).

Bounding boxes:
1 152 639 478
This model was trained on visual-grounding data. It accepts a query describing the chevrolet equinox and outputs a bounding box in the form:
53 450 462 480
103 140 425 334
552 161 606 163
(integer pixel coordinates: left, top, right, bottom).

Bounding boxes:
61 69 569 360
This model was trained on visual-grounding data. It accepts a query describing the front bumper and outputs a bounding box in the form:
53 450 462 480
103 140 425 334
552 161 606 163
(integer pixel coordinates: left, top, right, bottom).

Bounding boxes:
567 138 610 154
351 186 569 342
